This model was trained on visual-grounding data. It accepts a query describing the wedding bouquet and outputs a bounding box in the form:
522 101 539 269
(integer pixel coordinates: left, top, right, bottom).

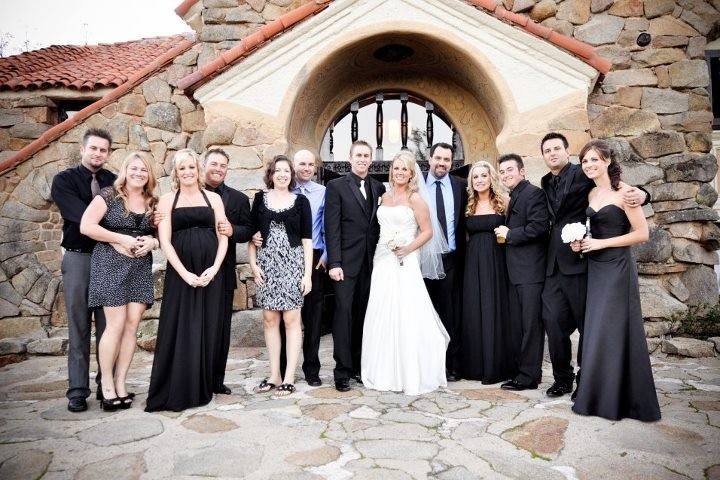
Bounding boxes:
387 231 404 266
561 222 586 243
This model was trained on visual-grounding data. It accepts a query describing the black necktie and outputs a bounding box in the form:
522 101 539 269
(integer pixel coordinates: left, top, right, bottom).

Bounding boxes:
435 181 448 242
91 173 100 197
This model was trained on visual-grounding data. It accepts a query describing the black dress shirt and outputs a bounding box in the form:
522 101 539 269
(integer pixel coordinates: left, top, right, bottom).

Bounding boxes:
546 162 571 213
51 164 116 251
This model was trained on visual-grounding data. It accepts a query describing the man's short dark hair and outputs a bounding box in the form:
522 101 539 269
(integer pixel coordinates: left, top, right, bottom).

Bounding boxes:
82 128 112 148
498 153 524 170
540 132 568 153
205 148 230 164
350 140 372 156
429 142 454 157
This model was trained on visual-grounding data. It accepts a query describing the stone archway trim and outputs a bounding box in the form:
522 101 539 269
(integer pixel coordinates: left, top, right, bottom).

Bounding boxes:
177 0 610 95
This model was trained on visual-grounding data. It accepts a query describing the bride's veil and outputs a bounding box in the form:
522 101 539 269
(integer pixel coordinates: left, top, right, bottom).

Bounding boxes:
414 162 449 279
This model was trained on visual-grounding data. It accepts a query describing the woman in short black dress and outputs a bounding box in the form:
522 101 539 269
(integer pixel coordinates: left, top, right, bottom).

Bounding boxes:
249 155 313 397
461 161 514 384
570 140 660 422
81 151 158 410
145 149 229 412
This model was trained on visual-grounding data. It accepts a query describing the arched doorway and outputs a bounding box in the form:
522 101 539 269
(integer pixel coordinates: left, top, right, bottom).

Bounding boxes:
318 90 467 183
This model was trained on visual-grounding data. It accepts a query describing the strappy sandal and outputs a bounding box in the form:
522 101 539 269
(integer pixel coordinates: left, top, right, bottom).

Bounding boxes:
275 383 296 397
253 378 277 393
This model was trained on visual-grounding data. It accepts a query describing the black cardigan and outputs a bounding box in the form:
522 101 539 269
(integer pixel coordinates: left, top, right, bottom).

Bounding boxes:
250 191 312 248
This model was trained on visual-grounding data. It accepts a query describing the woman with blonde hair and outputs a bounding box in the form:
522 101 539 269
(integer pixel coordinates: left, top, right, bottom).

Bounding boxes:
81 151 158 410
361 151 450 395
146 148 229 412
461 160 515 383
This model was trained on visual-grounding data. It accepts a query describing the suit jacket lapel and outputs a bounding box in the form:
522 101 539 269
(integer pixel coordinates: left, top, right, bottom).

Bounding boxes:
507 180 525 220
369 178 380 221
346 174 368 215
556 165 575 215
451 176 462 227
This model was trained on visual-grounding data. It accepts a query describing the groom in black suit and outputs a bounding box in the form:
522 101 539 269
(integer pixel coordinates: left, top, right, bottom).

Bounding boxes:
423 142 467 382
494 154 549 391
540 132 648 397
324 140 386 392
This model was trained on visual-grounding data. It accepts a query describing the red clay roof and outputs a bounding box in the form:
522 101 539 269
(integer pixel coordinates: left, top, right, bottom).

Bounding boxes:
0 38 195 175
0 35 193 92
175 0 610 92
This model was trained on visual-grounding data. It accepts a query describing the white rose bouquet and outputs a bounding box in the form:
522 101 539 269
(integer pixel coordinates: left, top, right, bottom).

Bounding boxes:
387 231 405 266
561 222 586 243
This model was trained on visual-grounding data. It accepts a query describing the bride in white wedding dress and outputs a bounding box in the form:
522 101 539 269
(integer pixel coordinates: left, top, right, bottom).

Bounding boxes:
361 151 450 395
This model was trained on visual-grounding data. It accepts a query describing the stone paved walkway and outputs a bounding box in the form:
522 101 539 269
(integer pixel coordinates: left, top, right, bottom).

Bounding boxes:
0 336 719 480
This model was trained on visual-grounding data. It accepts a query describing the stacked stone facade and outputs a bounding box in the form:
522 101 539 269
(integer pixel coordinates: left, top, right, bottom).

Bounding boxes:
0 97 58 163
0 0 718 364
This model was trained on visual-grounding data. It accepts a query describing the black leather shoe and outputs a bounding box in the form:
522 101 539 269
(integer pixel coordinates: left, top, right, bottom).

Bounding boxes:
501 380 538 391
214 384 232 395
335 379 351 392
67 398 88 412
306 377 322 387
446 371 460 382
351 374 363 385
546 382 573 397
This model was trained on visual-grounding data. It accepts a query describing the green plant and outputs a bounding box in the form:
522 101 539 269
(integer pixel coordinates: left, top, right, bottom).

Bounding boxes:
677 303 720 339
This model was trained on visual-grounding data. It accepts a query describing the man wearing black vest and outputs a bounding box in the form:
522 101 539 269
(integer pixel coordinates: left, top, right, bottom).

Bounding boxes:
494 153 549 391
203 148 254 394
539 132 648 397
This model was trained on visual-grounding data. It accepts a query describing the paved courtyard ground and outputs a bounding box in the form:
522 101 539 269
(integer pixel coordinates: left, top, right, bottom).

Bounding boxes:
0 336 719 480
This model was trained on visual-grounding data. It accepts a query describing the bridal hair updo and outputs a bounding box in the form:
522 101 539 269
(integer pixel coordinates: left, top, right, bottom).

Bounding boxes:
170 149 205 190
579 139 622 191
465 160 506 216
389 151 419 197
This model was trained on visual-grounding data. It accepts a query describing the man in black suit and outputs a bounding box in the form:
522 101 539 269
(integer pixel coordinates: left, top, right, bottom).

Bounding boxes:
423 142 467 382
324 140 386 392
539 133 648 397
204 148 254 395
494 153 549 391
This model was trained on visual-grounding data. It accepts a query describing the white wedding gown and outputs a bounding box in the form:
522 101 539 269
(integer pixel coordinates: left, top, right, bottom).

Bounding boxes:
361 205 450 395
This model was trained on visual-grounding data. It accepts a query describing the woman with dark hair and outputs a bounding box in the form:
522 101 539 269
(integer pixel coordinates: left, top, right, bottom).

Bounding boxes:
81 151 158 410
570 139 660 422
146 149 229 412
249 155 313 397
461 161 515 384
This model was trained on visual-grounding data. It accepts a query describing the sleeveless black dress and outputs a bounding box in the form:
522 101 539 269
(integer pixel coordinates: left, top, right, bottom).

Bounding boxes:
461 214 514 384
145 190 224 412
572 205 661 422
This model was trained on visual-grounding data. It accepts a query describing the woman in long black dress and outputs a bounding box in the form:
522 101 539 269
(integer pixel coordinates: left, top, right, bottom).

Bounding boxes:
81 152 158 410
570 139 660 422
146 149 228 412
461 161 514 384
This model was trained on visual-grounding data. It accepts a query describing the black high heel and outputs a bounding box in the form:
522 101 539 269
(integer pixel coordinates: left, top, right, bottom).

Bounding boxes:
118 395 133 409
99 382 121 411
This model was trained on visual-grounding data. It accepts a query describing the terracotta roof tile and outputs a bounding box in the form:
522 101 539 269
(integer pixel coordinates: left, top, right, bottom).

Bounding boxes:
0 35 194 92
0 38 195 175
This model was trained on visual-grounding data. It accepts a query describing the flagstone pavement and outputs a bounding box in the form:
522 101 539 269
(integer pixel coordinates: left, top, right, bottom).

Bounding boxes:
0 336 719 480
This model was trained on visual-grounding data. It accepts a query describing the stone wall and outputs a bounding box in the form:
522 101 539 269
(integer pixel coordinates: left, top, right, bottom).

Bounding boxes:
500 0 720 351
0 96 57 163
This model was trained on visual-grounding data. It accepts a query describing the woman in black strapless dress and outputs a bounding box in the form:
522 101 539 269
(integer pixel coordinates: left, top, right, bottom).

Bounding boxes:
571 140 660 422
146 149 229 412
461 161 514 384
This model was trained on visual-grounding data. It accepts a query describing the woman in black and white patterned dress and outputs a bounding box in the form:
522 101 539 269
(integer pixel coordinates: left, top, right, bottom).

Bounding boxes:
81 151 158 410
249 155 313 396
